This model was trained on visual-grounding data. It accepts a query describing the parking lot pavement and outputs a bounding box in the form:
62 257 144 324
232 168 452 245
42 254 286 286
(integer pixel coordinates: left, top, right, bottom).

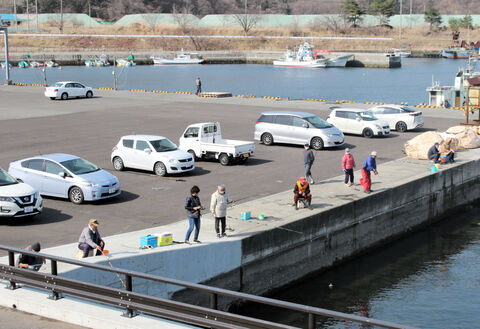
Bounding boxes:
0 306 85 329
0 86 461 250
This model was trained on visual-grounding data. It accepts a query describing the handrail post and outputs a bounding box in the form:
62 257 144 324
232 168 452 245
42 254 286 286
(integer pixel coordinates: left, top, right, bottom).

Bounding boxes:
210 293 218 310
122 274 136 318
48 260 62 300
6 251 17 290
308 313 316 329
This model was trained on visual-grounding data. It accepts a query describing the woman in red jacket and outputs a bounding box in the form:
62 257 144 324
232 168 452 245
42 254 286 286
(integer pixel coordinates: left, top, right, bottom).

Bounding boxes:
341 148 356 186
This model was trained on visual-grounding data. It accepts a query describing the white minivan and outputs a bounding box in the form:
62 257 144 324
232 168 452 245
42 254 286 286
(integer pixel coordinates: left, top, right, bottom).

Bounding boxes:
254 111 344 150
111 135 194 176
327 108 390 138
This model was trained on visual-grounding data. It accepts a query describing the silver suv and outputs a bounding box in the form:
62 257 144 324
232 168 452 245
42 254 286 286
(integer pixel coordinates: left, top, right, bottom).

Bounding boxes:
254 111 344 150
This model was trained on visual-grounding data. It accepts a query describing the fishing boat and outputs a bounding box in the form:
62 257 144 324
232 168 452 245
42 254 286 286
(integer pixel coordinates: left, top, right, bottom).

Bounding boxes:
441 47 477 59
391 48 411 57
0 61 11 68
273 43 328 68
30 61 44 68
427 57 480 107
151 50 205 65
18 61 29 68
315 51 354 67
95 54 110 66
116 58 136 67
85 60 95 67
45 60 59 67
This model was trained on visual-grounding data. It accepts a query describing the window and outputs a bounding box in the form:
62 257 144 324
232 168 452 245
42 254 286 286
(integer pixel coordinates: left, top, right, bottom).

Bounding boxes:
257 115 275 123
60 158 99 175
65 83 74 88
275 115 293 126
45 161 64 175
304 116 332 129
150 139 177 152
378 107 400 114
122 139 134 148
335 111 347 118
203 125 217 134
135 140 150 151
184 127 199 138
74 83 85 88
346 112 358 120
292 117 306 127
27 159 43 171
21 160 29 168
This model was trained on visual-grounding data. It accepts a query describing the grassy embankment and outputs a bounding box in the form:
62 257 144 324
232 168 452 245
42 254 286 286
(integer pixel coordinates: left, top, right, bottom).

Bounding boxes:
4 23 480 53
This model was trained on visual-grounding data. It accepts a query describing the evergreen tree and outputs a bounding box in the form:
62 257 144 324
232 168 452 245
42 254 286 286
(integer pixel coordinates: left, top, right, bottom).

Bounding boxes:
461 14 473 30
424 7 442 31
368 0 395 26
341 0 365 27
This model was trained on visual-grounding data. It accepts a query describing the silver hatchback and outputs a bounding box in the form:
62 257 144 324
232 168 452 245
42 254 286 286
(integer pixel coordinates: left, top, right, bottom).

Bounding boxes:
254 111 344 150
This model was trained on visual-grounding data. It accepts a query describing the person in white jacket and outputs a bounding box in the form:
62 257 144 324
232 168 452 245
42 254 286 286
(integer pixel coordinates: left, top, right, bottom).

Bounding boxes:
210 185 234 238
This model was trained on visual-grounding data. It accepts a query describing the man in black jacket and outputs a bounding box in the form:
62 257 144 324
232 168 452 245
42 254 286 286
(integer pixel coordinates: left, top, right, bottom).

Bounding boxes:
16 242 45 271
427 142 440 163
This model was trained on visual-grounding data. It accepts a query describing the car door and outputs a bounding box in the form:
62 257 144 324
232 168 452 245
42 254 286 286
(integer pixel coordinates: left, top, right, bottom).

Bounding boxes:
291 116 311 144
21 159 45 193
133 139 154 170
372 107 395 128
346 112 364 134
119 138 136 168
273 115 294 143
42 160 72 197
74 83 86 97
332 111 347 132
181 127 200 155
64 83 75 97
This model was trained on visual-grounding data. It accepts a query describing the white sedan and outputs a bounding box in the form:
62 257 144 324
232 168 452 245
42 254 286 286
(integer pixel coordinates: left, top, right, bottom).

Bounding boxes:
44 81 94 100
368 104 424 132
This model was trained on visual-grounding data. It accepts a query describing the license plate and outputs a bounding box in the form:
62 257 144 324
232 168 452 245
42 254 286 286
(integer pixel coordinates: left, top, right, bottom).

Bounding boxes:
108 188 116 194
243 153 249 157
24 206 33 213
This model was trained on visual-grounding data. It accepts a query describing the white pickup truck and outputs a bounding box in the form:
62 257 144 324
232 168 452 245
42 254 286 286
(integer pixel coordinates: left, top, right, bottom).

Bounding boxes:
179 122 255 166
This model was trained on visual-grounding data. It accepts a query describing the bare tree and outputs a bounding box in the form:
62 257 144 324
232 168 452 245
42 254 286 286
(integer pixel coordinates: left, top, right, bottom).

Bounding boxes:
232 12 262 35
322 15 346 36
172 4 202 50
142 14 162 33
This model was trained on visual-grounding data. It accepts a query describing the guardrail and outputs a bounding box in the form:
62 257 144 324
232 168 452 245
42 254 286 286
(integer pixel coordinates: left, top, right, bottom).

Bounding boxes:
0 245 416 329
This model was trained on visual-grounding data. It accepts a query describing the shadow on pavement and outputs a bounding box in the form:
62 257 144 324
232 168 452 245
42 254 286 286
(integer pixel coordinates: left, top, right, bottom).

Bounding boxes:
2 207 72 226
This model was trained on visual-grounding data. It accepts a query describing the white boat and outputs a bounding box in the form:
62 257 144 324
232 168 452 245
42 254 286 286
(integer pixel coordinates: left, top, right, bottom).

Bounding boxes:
30 61 44 68
322 54 354 67
85 60 95 67
427 57 480 108
95 54 110 66
1 61 12 68
45 60 59 67
116 59 136 67
151 50 205 65
273 43 328 68
390 48 411 58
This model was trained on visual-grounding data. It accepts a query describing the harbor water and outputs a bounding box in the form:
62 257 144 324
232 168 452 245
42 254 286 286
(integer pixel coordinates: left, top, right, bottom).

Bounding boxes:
236 204 480 329
0 58 471 105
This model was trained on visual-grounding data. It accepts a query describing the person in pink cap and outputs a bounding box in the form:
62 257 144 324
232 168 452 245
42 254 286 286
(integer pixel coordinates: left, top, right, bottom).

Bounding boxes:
293 177 312 210
341 148 356 186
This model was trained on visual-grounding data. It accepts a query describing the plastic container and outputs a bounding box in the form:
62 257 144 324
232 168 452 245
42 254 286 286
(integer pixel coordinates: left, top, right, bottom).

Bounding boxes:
241 212 251 220
258 213 265 220
158 232 173 246
140 235 158 248
435 164 440 170
431 165 438 173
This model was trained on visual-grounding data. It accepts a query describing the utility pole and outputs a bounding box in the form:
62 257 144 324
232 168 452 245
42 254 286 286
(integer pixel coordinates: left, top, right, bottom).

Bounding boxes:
88 0 91 17
1 28 11 85
27 0 30 31
112 57 117 90
35 0 38 30
13 0 17 32
409 0 413 27
399 0 403 40
60 0 63 32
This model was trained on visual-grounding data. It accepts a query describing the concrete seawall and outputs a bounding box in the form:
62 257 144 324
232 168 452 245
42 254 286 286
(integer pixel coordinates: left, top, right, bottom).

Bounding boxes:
4 51 400 67
13 148 478 312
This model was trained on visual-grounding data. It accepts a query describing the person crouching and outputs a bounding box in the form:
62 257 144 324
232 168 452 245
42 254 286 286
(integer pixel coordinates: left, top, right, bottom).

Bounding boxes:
293 177 312 210
78 218 105 258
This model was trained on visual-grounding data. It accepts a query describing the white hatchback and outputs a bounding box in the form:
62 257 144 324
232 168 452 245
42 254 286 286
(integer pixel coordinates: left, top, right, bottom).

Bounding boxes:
327 108 390 138
0 168 42 218
44 81 94 100
111 135 195 176
368 104 424 132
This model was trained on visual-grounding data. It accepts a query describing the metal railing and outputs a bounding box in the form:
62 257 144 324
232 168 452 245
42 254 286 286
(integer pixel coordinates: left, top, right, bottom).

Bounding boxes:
0 245 417 329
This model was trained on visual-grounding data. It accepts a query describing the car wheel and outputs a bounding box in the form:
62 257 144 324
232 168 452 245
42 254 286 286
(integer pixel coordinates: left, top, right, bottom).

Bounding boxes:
240 156 249 163
86 91 93 98
61 93 68 100
219 153 230 166
69 186 84 204
154 162 167 176
187 150 198 160
49 97 56 100
311 137 324 150
112 156 124 171
395 121 407 132
363 128 374 138
261 133 274 146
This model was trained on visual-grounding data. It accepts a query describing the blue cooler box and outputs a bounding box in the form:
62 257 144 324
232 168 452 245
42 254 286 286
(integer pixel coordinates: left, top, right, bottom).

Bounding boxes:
140 235 158 248
241 211 251 220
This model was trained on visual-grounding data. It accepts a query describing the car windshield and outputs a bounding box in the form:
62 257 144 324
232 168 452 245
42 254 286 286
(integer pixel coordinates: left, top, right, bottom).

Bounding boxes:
60 158 100 175
400 106 416 113
0 169 18 186
305 116 332 129
359 111 378 121
53 82 63 87
150 139 177 152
